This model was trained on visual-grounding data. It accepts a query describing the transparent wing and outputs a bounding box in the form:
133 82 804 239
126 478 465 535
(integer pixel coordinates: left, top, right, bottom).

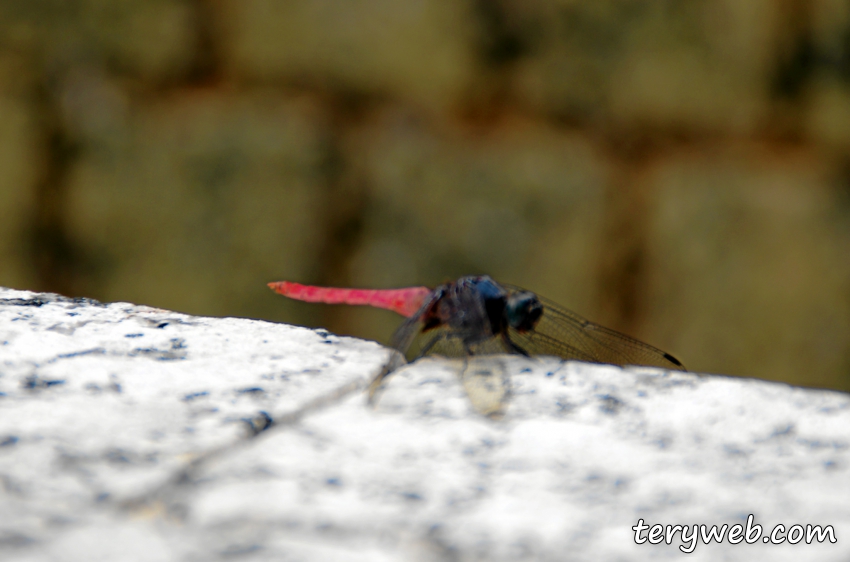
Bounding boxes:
393 324 509 360
503 285 685 370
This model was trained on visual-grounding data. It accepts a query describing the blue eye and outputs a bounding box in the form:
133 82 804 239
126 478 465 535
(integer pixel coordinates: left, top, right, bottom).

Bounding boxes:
506 292 543 332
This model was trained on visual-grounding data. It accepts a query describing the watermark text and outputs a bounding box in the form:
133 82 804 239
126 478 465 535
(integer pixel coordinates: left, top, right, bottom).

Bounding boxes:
633 515 836 553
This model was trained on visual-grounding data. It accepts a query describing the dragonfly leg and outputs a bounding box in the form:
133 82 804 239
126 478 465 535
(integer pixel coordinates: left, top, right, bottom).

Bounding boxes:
463 341 474 356
417 333 449 358
501 332 530 357
367 350 407 405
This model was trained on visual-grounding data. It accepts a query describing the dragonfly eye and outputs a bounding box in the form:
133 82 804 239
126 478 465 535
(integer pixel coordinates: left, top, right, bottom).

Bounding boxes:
506 292 543 332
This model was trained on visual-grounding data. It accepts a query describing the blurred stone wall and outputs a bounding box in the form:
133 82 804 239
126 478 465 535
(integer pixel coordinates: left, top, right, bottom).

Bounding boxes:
1 0 849 390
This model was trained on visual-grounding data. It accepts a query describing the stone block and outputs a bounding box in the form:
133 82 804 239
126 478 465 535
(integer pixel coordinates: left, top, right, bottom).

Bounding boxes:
805 0 850 148
219 0 478 112
0 52 39 291
1 287 848 560
643 144 850 390
0 0 196 79
511 0 783 133
64 92 330 322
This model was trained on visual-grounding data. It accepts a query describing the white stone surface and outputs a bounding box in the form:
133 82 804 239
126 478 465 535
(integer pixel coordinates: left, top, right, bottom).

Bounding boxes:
0 286 848 561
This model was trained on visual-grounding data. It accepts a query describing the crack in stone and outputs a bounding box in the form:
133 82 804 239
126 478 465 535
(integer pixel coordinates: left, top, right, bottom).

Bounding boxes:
117 375 370 519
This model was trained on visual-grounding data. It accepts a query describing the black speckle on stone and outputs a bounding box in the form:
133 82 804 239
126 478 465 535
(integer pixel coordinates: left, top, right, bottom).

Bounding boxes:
22 375 66 390
801 438 848 450
105 449 131 464
124 333 144 338
56 348 106 361
520 367 532 373
0 436 18 447
598 394 624 415
157 322 169 328
243 411 273 435
130 341 187 361
238 387 264 395
770 424 795 438
70 296 104 307
723 444 748 457
1 298 50 307
184 391 210 401
325 477 342 487
49 324 77 335
555 399 572 414
220 544 262 557
0 531 35 547
315 329 330 338
655 436 673 449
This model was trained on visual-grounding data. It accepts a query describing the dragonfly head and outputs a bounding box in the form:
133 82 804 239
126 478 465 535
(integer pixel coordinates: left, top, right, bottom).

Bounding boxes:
505 291 543 333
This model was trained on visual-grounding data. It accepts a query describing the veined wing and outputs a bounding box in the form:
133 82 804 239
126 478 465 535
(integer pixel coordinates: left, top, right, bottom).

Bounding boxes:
503 286 685 370
390 291 511 360
401 325 512 359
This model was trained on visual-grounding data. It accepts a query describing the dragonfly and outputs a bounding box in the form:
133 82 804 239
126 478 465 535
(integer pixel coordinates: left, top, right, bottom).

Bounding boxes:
269 275 685 396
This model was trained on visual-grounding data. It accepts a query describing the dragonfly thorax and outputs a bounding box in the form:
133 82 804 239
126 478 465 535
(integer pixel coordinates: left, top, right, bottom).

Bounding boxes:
441 276 543 338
